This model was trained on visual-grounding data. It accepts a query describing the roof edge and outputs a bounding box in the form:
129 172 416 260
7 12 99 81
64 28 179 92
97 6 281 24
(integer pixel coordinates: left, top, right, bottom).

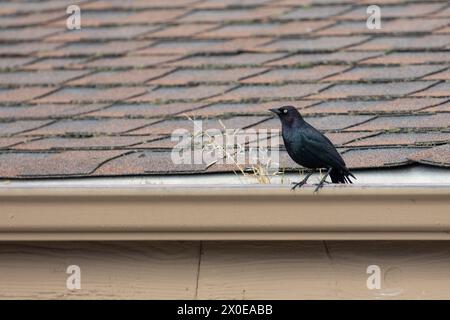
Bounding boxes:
1 165 450 187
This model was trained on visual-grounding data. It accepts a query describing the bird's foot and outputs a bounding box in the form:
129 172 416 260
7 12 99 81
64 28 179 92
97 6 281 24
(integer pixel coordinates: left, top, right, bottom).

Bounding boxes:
313 181 326 193
314 168 333 193
291 172 314 191
291 181 307 190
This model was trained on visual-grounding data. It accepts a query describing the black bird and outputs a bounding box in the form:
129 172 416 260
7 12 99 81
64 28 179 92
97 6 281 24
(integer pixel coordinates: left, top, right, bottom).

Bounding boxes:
269 106 355 192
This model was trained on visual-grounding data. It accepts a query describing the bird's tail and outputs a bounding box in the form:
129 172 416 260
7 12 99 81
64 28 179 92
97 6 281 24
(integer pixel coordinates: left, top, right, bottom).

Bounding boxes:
330 167 355 184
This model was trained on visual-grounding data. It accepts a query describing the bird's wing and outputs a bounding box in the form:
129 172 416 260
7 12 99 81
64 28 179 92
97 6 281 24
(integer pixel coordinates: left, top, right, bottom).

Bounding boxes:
302 124 346 169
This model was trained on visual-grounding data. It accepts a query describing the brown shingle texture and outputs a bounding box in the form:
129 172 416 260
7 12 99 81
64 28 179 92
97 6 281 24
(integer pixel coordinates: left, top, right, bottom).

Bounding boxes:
0 0 449 178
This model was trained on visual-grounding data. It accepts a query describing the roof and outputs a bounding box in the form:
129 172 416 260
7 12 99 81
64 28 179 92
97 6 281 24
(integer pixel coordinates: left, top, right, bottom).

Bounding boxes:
0 0 449 179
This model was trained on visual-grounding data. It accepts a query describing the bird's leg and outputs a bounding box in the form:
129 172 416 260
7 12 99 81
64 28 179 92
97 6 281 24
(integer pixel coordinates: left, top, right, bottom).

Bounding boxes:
314 168 332 193
319 169 331 184
291 170 314 190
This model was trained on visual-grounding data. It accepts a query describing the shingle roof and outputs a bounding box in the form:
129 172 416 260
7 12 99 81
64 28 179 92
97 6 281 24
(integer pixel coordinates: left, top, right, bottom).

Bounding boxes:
0 0 449 178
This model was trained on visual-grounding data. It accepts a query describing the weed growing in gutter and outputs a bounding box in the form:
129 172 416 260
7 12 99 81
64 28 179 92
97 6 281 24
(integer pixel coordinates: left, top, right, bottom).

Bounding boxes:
182 115 282 184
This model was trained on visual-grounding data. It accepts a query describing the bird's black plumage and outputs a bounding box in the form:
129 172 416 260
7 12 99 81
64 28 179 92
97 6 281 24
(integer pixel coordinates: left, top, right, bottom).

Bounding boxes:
270 106 355 190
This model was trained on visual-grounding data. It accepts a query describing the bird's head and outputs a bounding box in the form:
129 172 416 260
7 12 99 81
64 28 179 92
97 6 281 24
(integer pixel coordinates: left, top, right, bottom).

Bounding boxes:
269 106 303 126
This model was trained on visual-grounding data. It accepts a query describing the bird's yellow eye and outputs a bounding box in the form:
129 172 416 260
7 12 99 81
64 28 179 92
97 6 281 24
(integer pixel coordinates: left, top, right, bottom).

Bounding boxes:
283 109 288 114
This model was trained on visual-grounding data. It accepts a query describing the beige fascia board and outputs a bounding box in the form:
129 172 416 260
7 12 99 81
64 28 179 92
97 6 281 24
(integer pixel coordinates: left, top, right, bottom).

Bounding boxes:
0 185 449 241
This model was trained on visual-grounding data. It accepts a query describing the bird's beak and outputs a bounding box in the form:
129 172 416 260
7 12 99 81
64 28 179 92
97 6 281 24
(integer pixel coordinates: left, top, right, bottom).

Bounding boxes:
269 108 281 115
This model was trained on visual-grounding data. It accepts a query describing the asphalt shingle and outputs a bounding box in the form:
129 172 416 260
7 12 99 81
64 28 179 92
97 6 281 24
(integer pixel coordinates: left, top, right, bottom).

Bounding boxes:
0 0 449 178
0 150 126 178
408 144 450 167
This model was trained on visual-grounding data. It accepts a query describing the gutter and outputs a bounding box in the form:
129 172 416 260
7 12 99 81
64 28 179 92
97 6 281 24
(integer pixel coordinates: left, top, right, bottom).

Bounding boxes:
0 184 449 241
1 165 448 186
